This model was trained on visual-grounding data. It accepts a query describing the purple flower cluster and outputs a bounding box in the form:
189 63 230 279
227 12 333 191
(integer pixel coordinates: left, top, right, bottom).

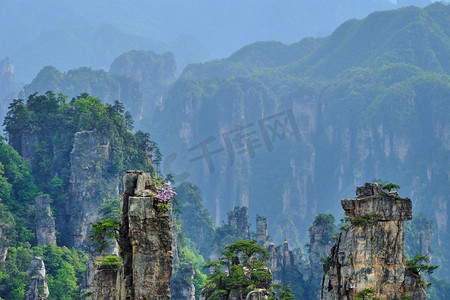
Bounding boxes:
156 181 177 203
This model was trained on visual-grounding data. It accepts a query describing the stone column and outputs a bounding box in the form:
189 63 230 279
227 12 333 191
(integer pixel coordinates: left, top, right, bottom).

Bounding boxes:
117 170 172 300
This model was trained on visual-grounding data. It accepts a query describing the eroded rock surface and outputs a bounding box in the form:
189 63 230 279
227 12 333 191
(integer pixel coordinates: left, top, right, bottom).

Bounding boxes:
321 183 426 300
35 195 56 245
171 263 195 300
227 206 250 239
68 131 119 248
0 223 10 261
26 257 49 300
117 170 172 299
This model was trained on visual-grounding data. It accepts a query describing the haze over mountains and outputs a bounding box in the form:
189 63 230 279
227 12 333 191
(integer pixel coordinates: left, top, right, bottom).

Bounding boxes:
0 0 442 84
0 1 450 298
15 1 450 277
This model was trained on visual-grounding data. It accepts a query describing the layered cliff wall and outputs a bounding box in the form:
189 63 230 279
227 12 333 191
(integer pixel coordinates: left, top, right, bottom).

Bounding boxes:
89 170 173 299
321 183 426 300
26 257 49 300
67 131 119 248
35 195 56 245
116 170 172 299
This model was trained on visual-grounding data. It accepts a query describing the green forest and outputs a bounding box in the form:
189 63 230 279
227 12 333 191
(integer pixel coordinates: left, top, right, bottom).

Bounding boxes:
0 2 449 299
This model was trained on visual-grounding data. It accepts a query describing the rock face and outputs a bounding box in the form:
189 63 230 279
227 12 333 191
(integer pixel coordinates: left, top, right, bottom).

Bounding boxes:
116 170 172 299
109 50 176 118
0 223 9 261
268 241 304 288
8 131 40 164
321 183 427 300
8 129 120 248
255 215 305 297
67 131 119 248
309 214 336 297
256 215 269 246
26 257 49 300
0 57 15 120
91 264 118 300
35 195 56 245
227 206 250 239
171 263 196 300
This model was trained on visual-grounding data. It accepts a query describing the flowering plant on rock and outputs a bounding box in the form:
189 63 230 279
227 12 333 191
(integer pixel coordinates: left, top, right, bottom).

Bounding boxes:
156 181 177 203
153 175 176 212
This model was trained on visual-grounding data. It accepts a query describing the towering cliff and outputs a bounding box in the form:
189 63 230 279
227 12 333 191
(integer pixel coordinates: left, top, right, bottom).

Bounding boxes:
67 130 119 248
109 50 176 120
171 263 196 300
88 171 173 299
116 170 172 299
0 223 9 262
227 206 251 240
23 66 143 119
321 183 427 300
309 214 337 297
35 195 56 245
149 4 450 279
0 57 15 119
26 257 49 300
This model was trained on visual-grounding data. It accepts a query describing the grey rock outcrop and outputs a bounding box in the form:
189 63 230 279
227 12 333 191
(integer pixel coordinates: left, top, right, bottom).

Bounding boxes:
67 131 119 248
116 170 172 299
91 263 118 300
0 223 10 261
89 170 173 299
26 257 49 300
109 50 176 118
8 130 40 164
171 263 196 300
256 215 305 298
35 195 56 245
0 57 15 120
269 240 304 288
256 215 269 246
227 206 250 239
246 289 275 300
309 214 336 297
321 183 427 300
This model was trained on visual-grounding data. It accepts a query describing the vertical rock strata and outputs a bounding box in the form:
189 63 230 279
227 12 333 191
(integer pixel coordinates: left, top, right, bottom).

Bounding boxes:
256 215 269 246
309 215 335 297
117 170 172 299
227 206 250 239
171 263 196 300
35 195 56 245
68 131 119 248
321 183 426 300
92 264 118 300
26 257 49 300
0 223 9 261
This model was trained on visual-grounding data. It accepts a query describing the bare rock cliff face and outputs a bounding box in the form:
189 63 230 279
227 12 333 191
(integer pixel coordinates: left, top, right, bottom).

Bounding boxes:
35 195 56 245
309 216 335 297
0 223 9 261
171 263 196 300
67 131 119 248
91 264 118 300
26 257 49 300
0 57 15 119
227 206 250 239
321 183 426 300
109 50 176 119
116 170 172 299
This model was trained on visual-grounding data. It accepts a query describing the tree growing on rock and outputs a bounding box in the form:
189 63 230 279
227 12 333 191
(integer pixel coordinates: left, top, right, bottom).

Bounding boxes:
201 240 272 300
382 182 400 192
